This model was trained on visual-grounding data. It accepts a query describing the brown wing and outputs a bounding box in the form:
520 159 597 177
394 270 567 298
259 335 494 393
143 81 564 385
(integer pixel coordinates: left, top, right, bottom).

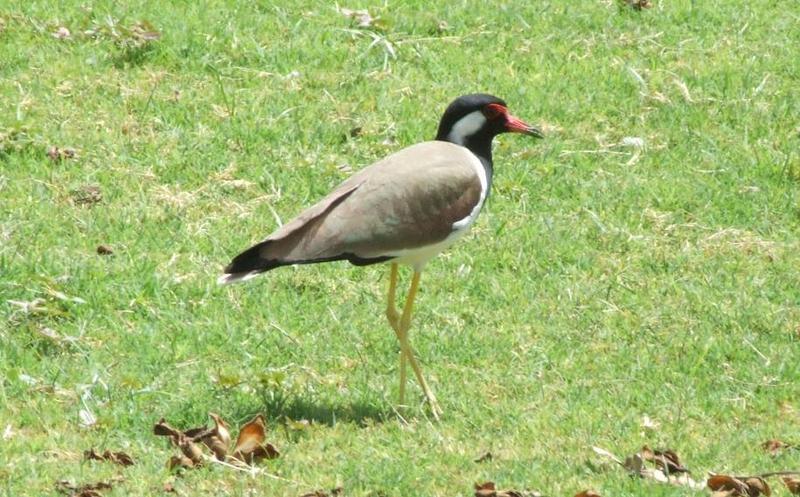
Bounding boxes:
222 141 482 279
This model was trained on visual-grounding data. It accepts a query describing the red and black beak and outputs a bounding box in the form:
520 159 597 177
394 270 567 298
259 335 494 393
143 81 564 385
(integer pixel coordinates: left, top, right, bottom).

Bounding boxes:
505 114 544 138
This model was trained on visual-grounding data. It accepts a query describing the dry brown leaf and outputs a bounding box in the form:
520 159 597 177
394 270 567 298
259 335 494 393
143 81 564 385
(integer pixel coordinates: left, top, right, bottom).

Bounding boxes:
153 418 182 439
96 245 114 255
231 414 279 463
177 434 203 465
204 412 231 460
47 146 77 162
640 446 689 474
574 491 601 497
744 477 771 496
624 452 703 489
167 454 195 470
83 448 134 466
708 475 771 497
473 481 535 497
762 439 793 455
209 413 231 446
475 481 496 497
782 476 800 495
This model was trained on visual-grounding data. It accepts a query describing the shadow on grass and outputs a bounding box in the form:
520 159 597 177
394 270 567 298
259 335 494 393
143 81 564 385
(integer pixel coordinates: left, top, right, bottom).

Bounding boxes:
233 388 392 427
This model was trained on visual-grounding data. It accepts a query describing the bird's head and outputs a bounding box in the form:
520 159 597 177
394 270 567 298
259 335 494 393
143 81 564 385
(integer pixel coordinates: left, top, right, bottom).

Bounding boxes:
435 93 543 147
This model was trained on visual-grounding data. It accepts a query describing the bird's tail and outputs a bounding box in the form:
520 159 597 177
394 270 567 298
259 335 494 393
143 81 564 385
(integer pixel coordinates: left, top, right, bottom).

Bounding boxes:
218 240 286 285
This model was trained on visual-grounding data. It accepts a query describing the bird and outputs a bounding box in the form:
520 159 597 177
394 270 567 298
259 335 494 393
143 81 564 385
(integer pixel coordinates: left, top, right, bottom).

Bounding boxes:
219 93 543 419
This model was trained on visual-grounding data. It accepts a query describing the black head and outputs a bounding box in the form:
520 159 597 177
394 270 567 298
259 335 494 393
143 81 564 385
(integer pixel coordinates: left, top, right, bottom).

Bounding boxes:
435 93 543 149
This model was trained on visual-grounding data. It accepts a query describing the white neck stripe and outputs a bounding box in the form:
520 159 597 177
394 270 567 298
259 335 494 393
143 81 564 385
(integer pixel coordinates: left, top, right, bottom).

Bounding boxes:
446 111 486 146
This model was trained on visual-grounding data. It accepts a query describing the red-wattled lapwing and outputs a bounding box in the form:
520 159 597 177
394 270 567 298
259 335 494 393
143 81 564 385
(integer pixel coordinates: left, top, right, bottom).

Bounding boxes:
220 94 542 419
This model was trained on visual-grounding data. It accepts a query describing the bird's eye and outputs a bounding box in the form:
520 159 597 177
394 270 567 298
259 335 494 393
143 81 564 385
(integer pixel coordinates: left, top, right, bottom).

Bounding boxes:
483 104 505 120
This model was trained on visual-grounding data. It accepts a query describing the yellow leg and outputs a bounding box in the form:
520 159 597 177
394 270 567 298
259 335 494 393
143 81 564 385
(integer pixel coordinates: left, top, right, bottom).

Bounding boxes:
395 271 442 420
385 263 407 404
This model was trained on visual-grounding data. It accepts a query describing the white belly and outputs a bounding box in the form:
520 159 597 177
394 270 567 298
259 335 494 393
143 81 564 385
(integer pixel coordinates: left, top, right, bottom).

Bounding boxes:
385 148 487 271
386 227 472 270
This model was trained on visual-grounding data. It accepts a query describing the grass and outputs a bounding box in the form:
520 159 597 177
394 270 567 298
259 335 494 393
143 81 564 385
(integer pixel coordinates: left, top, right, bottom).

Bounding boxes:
1 1 799 495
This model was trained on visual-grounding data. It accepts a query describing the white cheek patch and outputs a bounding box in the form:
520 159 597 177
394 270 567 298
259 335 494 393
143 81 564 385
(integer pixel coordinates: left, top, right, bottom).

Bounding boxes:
447 111 486 145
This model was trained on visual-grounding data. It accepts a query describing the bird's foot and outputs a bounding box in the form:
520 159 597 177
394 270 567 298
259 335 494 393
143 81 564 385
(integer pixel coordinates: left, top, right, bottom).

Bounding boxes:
425 391 442 421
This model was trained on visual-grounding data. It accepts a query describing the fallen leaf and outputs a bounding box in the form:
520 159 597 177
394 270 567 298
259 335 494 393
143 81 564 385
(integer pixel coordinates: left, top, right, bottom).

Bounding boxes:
762 439 793 455
153 418 182 439
231 414 279 463
475 481 496 497
744 477 771 496
205 412 231 460
177 434 203 465
640 446 689 474
96 245 114 255
473 481 537 497
574 491 602 497
167 454 195 470
708 475 769 497
84 448 135 466
47 146 77 162
622 450 704 489
782 476 800 495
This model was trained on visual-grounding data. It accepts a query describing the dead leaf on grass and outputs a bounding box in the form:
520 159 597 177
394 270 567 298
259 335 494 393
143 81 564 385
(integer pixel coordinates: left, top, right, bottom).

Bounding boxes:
48 146 77 162
707 475 771 497
96 244 114 255
167 454 196 470
640 445 689 474
574 491 602 497
177 434 204 465
155 413 278 470
594 445 703 490
202 412 231 461
782 476 800 495
83 448 134 466
231 414 279 463
473 481 539 497
762 439 795 455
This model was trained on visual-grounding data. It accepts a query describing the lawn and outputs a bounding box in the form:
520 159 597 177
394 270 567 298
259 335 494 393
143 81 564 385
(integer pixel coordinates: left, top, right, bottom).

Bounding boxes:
1 1 799 496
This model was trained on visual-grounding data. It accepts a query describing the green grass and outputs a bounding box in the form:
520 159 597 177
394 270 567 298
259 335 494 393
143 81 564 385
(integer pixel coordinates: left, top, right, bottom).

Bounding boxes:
2 1 799 496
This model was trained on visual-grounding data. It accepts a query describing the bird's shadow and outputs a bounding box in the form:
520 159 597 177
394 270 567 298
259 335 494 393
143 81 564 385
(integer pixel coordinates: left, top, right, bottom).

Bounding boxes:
233 387 393 427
